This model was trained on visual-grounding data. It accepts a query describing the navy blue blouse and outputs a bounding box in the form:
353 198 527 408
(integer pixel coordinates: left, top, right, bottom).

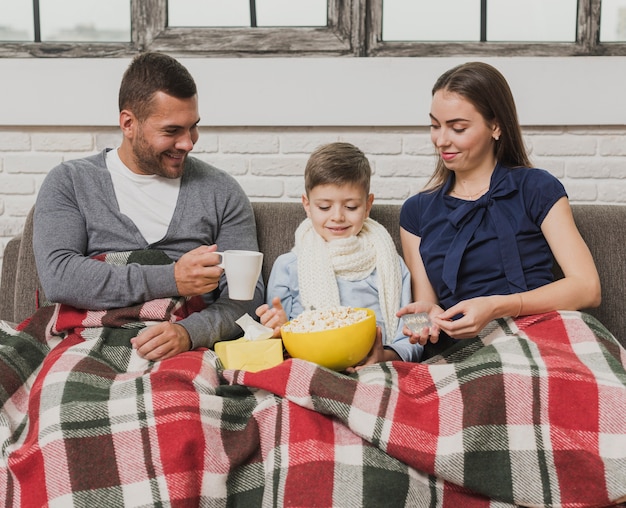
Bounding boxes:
400 164 567 311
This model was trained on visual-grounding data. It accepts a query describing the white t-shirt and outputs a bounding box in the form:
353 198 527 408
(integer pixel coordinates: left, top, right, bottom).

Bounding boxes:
106 149 181 244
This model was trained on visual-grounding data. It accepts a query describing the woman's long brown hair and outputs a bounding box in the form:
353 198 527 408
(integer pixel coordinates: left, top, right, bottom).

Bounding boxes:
425 62 532 191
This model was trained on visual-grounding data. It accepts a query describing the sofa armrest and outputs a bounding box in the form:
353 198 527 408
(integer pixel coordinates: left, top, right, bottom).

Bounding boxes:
0 233 22 323
570 205 626 343
13 207 42 325
0 207 42 325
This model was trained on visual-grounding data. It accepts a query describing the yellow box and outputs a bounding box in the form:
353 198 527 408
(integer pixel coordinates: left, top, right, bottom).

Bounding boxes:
214 338 284 372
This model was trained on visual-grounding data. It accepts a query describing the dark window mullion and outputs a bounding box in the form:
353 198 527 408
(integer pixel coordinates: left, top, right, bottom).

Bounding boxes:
480 0 487 42
33 0 41 42
250 0 257 27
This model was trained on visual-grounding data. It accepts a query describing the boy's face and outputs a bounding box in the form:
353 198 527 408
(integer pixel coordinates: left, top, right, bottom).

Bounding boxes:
302 183 374 242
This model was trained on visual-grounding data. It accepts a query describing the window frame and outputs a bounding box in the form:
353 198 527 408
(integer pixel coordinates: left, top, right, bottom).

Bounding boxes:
0 0 358 57
1 0 624 58
369 0 625 57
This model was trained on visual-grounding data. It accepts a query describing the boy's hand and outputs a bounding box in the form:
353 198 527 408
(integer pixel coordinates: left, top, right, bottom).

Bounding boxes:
346 327 400 373
255 296 288 338
131 322 191 361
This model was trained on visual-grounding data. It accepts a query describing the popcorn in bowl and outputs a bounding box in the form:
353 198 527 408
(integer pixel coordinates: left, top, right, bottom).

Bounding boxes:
281 306 369 333
280 306 376 371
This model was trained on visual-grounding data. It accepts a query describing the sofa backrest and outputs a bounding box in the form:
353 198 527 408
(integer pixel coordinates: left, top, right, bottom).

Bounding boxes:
1 203 625 347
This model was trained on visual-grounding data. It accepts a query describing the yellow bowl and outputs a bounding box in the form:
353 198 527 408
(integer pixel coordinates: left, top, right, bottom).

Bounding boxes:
280 308 377 371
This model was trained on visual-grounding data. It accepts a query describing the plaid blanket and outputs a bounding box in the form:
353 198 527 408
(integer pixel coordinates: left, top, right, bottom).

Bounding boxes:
1 252 625 507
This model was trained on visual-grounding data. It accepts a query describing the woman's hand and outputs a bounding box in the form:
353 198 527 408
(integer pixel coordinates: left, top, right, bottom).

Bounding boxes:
255 296 288 338
432 296 495 339
397 302 444 345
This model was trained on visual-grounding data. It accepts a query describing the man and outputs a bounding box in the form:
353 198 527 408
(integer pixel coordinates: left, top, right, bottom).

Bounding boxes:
33 52 263 361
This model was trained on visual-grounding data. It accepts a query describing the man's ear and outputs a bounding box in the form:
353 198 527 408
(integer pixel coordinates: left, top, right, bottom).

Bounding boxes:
119 109 136 138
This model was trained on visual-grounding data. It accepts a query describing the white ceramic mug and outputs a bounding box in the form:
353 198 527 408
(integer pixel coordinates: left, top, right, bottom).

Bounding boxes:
216 250 263 300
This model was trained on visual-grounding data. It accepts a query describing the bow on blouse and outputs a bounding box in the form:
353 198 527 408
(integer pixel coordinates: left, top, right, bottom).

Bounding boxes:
441 171 528 295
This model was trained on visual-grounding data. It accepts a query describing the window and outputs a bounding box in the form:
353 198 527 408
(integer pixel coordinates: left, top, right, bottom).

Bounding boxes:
1 0 624 57
0 0 130 42
381 0 578 42
168 0 327 28
159 0 346 55
39 0 130 42
369 0 626 56
600 0 626 41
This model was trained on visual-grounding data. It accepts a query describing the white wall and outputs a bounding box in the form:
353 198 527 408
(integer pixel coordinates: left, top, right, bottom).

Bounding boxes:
3 57 626 126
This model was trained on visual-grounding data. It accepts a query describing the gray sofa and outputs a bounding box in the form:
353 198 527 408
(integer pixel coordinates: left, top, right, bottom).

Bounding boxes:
1 202 625 347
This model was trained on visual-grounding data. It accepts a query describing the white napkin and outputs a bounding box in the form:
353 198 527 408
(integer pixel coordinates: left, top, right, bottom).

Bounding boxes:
236 314 274 341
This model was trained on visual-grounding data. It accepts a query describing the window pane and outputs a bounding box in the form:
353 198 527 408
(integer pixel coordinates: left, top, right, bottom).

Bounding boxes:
487 0 577 42
0 0 34 41
40 0 130 41
168 0 250 27
382 0 481 41
256 0 327 27
601 0 626 41
168 0 327 28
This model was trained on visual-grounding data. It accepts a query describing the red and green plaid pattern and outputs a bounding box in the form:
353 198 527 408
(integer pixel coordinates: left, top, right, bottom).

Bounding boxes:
228 312 626 507
1 251 625 507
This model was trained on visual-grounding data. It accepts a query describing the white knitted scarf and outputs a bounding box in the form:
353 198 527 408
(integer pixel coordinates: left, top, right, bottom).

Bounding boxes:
293 217 401 344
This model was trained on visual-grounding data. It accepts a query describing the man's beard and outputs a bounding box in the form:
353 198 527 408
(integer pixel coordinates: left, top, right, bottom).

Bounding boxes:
132 133 186 179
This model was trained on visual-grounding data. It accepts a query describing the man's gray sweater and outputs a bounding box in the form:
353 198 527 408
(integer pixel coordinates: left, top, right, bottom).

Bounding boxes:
33 149 263 348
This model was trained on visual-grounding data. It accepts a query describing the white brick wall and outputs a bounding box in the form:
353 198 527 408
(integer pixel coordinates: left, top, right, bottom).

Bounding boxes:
1 125 625 273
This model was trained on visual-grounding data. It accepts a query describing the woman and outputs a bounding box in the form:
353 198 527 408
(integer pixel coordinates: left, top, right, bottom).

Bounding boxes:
399 61 601 360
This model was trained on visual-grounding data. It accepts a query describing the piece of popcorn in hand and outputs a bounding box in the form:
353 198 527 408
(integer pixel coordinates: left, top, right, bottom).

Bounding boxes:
401 312 432 334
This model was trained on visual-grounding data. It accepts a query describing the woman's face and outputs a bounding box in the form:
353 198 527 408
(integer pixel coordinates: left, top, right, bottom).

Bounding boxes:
302 183 373 242
429 89 500 175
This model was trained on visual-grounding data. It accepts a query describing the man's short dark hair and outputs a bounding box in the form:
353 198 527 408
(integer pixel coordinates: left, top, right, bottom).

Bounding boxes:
118 52 197 121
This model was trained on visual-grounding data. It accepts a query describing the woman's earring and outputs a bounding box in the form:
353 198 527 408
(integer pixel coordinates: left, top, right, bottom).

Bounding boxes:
494 135 500 141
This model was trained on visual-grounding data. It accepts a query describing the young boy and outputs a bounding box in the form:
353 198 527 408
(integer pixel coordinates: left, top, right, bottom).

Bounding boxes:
256 142 422 365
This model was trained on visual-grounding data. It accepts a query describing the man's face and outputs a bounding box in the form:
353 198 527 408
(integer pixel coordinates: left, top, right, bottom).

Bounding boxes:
121 91 200 179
